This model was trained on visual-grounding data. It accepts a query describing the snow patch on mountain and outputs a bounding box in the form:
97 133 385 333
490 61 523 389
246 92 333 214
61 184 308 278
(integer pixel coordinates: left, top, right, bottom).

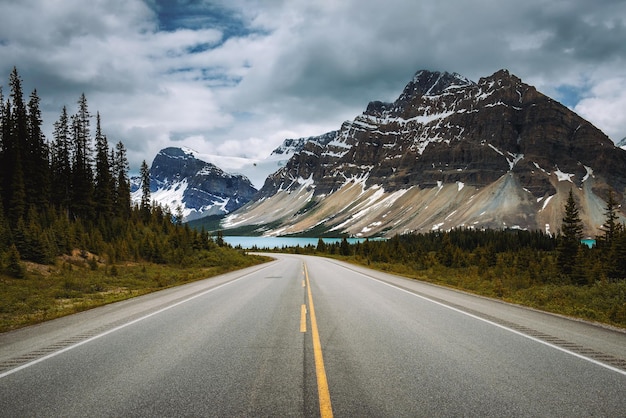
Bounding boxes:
554 167 574 182
176 147 273 190
131 147 257 221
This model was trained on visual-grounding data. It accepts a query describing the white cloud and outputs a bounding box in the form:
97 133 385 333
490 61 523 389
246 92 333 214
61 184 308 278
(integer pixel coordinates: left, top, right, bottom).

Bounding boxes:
575 77 626 141
0 0 625 177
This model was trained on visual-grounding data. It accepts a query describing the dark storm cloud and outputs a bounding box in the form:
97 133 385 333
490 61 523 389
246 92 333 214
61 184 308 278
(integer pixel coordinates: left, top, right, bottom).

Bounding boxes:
525 1 626 60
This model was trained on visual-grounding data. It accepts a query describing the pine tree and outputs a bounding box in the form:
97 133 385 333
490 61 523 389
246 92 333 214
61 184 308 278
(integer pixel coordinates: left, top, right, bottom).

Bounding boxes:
5 244 25 278
140 160 151 221
9 67 28 150
611 232 626 280
316 237 327 253
215 229 225 247
93 113 112 219
599 190 620 246
0 200 9 252
75 93 91 163
113 141 131 218
0 86 4 212
51 106 73 209
174 205 183 225
557 189 584 281
437 232 455 267
26 89 50 207
4 68 28 222
340 237 351 256
70 103 94 221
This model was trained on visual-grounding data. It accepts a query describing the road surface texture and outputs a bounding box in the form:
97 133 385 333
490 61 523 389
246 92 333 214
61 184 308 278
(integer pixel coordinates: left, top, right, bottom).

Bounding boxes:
1 254 625 417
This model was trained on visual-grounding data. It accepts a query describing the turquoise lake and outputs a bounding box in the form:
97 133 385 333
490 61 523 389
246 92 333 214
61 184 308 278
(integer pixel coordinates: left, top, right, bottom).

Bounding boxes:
222 236 368 249
224 236 597 250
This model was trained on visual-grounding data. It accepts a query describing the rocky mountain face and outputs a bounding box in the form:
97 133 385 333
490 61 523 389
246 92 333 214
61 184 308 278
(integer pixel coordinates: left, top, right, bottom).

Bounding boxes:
131 147 257 221
269 130 338 159
225 69 626 237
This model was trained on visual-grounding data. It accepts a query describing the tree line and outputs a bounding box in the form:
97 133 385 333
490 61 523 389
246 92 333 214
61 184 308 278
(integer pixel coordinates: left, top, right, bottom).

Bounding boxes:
288 189 626 286
0 68 225 277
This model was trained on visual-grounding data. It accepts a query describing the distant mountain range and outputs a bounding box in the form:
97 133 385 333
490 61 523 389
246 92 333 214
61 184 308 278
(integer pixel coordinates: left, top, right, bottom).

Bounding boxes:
129 137 314 221
136 68 626 237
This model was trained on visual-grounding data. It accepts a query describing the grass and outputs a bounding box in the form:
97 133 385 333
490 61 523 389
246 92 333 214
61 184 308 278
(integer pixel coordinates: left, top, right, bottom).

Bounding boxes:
337 256 626 329
0 249 270 333
4 247 624 333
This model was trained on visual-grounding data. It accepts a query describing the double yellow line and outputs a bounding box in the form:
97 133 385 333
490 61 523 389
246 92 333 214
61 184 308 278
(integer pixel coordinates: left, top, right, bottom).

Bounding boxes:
301 263 333 418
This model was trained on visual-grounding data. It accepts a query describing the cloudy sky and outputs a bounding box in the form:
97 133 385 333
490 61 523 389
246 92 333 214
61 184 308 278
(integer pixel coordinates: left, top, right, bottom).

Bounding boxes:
1 0 625 183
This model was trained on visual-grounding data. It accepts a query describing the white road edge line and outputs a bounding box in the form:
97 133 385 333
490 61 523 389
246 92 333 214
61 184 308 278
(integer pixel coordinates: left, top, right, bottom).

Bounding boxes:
0 264 274 380
347 265 626 377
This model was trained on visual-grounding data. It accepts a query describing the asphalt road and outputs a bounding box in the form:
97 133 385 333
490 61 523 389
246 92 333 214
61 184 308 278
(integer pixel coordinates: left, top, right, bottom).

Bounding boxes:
1 254 626 417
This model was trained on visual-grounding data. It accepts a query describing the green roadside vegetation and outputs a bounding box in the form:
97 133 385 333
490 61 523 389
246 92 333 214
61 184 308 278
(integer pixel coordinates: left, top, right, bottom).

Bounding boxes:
273 191 626 329
0 68 269 332
0 247 268 332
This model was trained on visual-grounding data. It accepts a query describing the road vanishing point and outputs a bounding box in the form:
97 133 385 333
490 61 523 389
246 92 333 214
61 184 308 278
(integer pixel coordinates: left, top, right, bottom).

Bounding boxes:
1 254 626 417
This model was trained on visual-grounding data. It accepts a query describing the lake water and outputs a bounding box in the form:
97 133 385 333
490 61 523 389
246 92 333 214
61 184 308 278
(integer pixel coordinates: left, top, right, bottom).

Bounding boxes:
222 236 367 249
225 235 596 250
225 236 596 250
581 238 596 248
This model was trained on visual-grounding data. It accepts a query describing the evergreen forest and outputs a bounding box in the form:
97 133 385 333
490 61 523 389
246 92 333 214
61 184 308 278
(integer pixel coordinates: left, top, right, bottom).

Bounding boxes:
0 68 266 331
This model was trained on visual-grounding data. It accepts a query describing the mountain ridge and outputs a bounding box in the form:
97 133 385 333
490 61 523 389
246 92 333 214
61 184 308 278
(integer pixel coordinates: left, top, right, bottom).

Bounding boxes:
131 147 257 221
223 68 626 237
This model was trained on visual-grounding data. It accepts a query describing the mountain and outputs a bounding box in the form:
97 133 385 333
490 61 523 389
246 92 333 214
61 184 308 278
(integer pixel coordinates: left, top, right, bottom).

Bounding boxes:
270 130 338 158
239 130 338 188
223 69 626 237
129 132 334 222
131 147 257 221
618 136 626 150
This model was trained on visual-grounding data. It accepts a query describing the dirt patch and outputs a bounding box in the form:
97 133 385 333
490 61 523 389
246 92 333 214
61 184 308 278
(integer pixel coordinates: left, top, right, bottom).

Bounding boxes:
60 249 105 267
23 261 55 277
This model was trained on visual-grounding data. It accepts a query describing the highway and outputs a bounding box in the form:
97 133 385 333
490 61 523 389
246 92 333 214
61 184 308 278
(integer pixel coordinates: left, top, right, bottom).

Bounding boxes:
1 254 626 417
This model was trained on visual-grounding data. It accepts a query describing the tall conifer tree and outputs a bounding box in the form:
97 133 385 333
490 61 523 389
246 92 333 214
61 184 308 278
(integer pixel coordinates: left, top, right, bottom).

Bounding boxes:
26 89 50 207
599 190 620 246
51 106 72 209
113 141 131 218
0 86 5 212
1 99 11 214
557 189 584 280
6 68 27 222
94 112 112 219
140 160 151 221
70 106 94 221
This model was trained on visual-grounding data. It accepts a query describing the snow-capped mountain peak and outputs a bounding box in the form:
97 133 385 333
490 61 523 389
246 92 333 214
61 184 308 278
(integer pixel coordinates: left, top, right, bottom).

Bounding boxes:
131 147 257 221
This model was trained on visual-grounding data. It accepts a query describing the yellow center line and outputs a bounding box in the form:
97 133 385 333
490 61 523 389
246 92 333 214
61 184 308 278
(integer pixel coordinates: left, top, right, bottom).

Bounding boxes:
300 304 307 333
304 262 333 418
